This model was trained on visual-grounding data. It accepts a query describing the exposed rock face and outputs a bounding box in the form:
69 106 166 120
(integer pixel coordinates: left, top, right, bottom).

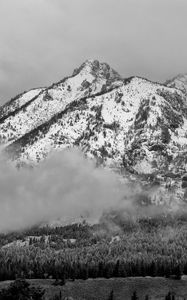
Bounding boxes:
1 60 187 205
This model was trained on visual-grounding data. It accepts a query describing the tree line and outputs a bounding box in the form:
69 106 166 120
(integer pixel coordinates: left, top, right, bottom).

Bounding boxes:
0 214 186 281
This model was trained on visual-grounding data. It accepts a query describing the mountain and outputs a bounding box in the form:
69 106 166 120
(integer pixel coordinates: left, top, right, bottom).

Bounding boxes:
1 60 187 204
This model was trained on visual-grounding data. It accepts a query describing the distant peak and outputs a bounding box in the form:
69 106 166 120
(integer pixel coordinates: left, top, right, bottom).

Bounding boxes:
166 73 187 83
72 59 122 80
165 73 187 93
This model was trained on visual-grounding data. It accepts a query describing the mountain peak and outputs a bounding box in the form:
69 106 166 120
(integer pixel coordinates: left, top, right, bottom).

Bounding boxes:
72 59 122 81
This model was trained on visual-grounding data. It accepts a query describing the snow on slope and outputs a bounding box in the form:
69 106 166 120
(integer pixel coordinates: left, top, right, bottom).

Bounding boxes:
6 77 187 175
0 88 44 120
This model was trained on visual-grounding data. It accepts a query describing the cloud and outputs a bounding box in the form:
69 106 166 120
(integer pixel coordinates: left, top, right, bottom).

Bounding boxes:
0 149 131 232
1 0 187 103
0 146 184 233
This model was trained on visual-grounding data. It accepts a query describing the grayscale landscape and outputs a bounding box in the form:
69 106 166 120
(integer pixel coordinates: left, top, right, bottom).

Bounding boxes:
0 0 187 299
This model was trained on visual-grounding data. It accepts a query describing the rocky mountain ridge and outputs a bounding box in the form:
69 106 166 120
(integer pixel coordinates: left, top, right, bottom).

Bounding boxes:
1 59 187 205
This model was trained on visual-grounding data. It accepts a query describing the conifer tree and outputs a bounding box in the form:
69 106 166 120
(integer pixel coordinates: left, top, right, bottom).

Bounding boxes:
108 290 114 300
131 291 138 300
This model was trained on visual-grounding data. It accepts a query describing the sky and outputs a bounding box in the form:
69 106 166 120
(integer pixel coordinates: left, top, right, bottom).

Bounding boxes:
1 0 187 104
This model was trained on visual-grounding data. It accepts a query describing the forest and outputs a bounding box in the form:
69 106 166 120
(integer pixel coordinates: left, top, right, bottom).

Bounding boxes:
0 212 186 282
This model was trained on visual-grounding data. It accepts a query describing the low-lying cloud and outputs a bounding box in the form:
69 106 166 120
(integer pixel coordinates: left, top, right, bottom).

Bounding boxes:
0 149 133 232
0 148 183 233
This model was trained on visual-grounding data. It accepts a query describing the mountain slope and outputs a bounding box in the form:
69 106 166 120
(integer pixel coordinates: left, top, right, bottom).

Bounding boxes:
0 88 44 121
1 60 187 204
6 76 186 169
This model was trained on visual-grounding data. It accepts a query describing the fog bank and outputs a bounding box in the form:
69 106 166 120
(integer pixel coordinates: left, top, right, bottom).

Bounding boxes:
0 149 131 232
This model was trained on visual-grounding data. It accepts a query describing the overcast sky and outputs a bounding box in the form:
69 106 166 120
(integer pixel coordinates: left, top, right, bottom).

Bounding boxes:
1 0 187 104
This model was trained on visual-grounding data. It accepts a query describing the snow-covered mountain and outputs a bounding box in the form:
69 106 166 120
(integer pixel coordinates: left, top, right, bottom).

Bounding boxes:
1 60 187 204
0 60 121 145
